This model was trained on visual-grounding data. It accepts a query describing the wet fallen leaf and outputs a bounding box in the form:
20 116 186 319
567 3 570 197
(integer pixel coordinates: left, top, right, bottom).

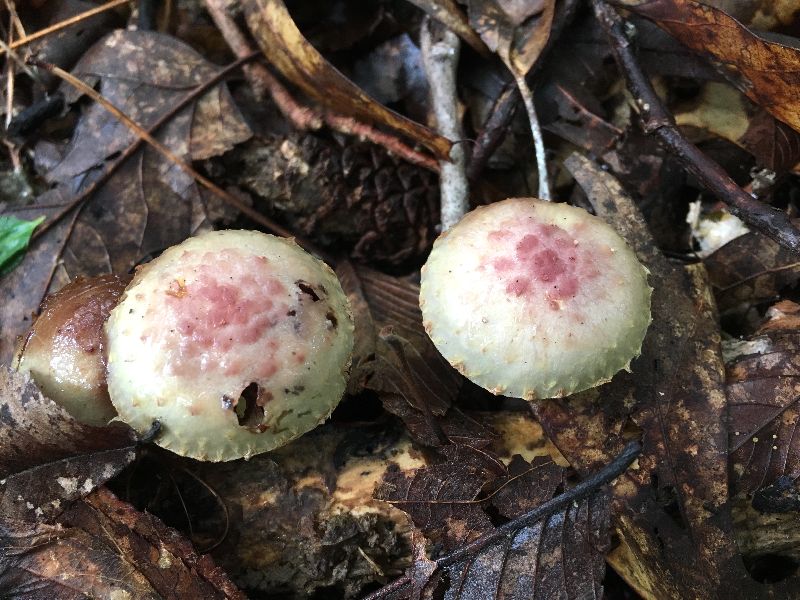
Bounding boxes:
617 0 800 135
377 445 504 549
0 486 245 599
727 301 800 501
337 262 492 447
0 447 135 522
242 0 451 160
704 229 800 313
533 153 771 599
542 83 622 155
440 490 609 600
377 448 611 599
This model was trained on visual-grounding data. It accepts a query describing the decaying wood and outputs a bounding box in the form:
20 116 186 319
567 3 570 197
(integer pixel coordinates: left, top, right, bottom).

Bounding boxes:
194 411 554 598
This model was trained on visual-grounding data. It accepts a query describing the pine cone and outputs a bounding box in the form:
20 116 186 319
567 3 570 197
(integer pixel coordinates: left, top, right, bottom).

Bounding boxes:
218 132 440 268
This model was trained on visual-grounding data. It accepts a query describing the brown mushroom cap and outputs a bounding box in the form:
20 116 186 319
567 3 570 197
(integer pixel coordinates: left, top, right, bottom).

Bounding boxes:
15 275 129 426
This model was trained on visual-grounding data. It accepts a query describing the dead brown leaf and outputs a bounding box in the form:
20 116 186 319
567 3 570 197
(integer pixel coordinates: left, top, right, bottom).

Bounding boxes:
0 487 245 599
377 447 611 599
336 262 492 447
727 301 800 501
404 0 491 57
704 229 800 313
617 0 800 136
242 0 451 160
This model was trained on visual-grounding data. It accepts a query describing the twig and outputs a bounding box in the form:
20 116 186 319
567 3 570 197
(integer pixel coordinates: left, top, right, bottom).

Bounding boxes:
592 0 800 255
466 83 518 182
515 73 551 200
362 440 642 599
324 115 438 172
5 12 15 131
0 0 130 56
204 0 439 173
421 17 468 229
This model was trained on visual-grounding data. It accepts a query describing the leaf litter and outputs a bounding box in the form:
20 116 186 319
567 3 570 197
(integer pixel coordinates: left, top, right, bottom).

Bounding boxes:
3 0 800 598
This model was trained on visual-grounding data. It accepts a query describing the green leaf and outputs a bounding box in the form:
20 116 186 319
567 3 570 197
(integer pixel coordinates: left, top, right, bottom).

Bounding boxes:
0 215 44 277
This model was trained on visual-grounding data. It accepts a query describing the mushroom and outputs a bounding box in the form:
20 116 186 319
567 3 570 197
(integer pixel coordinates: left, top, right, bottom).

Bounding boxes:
104 230 354 461
14 274 129 426
420 198 652 400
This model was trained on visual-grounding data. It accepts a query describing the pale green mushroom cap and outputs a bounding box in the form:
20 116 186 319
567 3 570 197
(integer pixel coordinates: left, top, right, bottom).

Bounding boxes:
420 198 652 400
105 230 353 461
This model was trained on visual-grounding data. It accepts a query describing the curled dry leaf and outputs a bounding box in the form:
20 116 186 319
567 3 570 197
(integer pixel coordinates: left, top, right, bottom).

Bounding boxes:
241 0 451 161
616 0 800 135
403 0 491 57
0 487 245 599
727 300 800 503
467 0 556 77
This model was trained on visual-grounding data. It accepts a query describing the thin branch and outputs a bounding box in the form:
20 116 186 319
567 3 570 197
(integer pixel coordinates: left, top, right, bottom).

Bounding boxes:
362 440 642 599
0 0 131 56
466 83 518 182
592 0 800 255
421 17 469 230
515 73 550 200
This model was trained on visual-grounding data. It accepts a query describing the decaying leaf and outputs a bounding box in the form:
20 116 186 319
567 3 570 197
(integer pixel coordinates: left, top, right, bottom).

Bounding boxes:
672 82 800 174
0 29 251 365
617 0 800 136
242 0 451 160
441 490 609 600
336 262 492 447
378 446 611 599
727 300 800 502
705 229 800 312
403 0 491 57
377 445 503 549
0 447 135 522
0 487 245 599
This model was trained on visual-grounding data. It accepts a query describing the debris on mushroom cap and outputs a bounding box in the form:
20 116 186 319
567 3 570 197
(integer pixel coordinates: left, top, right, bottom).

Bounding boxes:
15 274 128 426
104 230 354 461
420 198 652 400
